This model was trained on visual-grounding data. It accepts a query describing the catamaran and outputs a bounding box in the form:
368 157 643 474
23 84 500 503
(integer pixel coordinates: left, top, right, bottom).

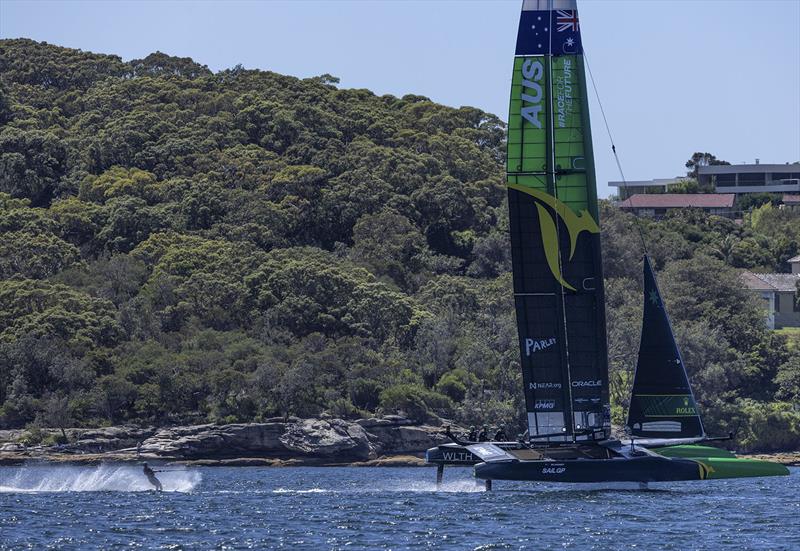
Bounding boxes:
425 0 789 487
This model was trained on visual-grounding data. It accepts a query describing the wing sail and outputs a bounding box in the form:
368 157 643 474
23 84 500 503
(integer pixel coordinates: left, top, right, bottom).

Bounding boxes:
508 0 610 442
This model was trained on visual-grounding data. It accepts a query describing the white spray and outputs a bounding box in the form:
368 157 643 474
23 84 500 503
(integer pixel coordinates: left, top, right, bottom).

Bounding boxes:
0 463 201 493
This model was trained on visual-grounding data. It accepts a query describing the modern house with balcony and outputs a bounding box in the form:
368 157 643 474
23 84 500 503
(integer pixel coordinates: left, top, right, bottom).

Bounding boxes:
697 163 800 195
609 163 800 199
608 177 688 200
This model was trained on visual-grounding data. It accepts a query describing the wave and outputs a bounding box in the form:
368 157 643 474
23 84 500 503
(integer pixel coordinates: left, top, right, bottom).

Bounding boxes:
272 487 330 494
0 463 201 493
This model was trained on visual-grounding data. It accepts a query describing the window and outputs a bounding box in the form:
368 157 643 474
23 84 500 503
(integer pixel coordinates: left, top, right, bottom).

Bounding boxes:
739 172 766 185
715 174 736 187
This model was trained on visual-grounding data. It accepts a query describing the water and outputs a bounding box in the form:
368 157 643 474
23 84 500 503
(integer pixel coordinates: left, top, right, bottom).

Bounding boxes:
1 464 798 550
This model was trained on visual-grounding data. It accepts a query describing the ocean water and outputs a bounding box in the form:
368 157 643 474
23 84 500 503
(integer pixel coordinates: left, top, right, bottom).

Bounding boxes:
1 464 798 550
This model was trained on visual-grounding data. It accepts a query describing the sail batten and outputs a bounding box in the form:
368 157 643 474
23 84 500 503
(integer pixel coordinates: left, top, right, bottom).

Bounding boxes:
508 0 610 442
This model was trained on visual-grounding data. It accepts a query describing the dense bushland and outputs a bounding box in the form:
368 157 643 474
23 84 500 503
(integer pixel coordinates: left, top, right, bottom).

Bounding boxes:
1 39 798 451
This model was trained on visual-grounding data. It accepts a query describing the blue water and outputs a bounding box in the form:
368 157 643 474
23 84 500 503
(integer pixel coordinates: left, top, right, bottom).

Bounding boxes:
1 464 798 550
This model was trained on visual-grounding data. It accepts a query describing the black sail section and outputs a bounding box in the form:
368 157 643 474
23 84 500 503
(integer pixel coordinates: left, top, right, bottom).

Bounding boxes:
509 183 572 439
507 0 610 442
626 256 705 439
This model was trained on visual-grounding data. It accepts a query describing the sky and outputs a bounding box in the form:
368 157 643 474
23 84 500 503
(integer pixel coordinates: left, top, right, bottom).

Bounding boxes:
2 0 799 198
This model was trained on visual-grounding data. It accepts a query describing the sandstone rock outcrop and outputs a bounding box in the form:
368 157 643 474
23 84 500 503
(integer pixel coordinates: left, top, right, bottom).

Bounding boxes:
0 416 450 463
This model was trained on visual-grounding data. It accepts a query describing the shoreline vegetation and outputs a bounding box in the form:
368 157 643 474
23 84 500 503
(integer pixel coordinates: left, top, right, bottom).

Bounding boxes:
1 39 799 456
1 418 799 468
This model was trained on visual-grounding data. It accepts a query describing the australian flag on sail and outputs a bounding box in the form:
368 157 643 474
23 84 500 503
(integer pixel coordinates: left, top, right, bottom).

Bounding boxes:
515 10 582 56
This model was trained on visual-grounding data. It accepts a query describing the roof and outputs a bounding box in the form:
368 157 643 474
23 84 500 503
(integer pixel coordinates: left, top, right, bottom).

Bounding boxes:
608 177 686 188
698 164 800 175
788 255 800 263
618 193 735 209
783 194 800 204
741 271 800 292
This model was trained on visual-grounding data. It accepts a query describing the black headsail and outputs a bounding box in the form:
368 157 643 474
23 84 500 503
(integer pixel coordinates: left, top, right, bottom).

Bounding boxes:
626 256 705 440
507 0 610 442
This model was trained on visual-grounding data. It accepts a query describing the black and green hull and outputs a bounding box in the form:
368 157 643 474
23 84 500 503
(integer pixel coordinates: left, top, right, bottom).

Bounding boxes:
473 454 789 483
427 442 789 482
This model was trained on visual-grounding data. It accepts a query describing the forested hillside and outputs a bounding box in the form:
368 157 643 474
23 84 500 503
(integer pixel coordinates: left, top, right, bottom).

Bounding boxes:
1 40 798 451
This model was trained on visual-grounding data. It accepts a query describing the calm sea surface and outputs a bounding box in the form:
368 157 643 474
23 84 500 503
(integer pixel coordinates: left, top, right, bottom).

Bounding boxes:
1 463 798 550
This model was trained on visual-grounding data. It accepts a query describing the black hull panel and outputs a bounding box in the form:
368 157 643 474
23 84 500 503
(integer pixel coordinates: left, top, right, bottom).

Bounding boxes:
474 456 703 483
425 444 482 466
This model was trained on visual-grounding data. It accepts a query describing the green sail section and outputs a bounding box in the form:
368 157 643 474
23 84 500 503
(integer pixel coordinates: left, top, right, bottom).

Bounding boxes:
552 55 593 213
507 31 608 440
507 57 548 176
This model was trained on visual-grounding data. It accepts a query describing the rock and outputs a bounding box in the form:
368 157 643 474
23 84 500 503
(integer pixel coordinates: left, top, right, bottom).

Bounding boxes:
139 423 288 459
59 426 156 453
356 416 413 429
178 458 282 467
739 452 800 466
352 455 427 467
363 423 449 455
0 416 453 463
279 419 373 460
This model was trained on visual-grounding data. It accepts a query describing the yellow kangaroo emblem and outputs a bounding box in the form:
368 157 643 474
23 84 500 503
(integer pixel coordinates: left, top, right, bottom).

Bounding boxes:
508 182 600 291
696 460 715 480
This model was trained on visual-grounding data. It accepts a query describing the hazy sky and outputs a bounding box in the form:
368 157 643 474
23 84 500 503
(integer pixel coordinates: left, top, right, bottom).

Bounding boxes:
2 0 799 197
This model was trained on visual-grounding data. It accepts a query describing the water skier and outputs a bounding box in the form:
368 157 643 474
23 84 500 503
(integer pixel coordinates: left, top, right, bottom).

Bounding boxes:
142 462 163 491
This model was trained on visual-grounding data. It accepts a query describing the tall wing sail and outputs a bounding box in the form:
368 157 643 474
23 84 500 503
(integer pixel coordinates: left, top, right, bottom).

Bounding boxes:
626 256 705 439
508 0 610 442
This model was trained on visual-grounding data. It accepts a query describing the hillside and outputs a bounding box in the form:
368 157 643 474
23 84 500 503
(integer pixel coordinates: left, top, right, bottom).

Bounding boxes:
0 39 798 452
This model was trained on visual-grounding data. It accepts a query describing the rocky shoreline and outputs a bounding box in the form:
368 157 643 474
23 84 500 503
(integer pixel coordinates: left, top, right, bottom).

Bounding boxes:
0 416 447 467
1 417 798 467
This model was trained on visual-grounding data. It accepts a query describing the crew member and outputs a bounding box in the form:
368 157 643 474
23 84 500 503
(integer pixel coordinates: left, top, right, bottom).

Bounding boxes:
142 462 163 491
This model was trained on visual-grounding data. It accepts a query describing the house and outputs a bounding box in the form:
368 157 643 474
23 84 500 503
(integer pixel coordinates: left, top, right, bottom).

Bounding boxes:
609 162 800 199
618 193 736 219
782 194 800 211
697 163 800 195
607 177 687 200
741 256 800 329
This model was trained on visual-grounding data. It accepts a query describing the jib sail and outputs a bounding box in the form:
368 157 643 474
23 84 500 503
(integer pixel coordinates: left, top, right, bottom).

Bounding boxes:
626 256 705 439
507 0 610 441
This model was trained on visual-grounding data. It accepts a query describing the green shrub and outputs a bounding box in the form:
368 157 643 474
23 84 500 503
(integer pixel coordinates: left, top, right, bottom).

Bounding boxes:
17 427 46 446
327 398 365 419
379 384 453 423
435 368 477 402
348 378 383 411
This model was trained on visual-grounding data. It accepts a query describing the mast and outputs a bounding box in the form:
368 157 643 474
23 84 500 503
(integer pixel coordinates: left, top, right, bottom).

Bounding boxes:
507 0 610 443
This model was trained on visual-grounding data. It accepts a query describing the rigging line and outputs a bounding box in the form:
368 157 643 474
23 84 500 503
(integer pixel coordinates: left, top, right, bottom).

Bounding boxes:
582 51 649 255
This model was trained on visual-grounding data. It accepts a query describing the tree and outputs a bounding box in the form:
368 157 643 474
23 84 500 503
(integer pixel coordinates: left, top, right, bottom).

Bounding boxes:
37 393 72 440
350 210 427 291
0 231 82 279
0 128 68 206
685 152 730 179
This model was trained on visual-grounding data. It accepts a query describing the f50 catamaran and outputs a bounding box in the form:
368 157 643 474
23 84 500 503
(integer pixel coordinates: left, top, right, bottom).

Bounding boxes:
425 0 788 486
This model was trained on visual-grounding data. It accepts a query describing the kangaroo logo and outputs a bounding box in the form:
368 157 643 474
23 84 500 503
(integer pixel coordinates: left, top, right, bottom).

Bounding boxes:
508 182 600 291
696 460 715 480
